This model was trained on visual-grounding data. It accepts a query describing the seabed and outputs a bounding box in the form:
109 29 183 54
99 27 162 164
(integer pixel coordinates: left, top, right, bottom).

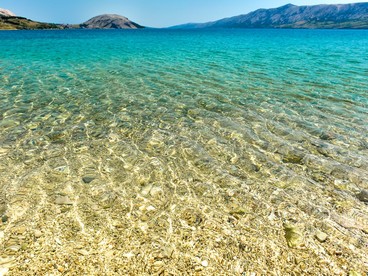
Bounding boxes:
0 29 367 275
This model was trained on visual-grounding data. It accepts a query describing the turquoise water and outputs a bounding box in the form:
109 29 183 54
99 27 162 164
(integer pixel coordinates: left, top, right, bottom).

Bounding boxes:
0 29 368 274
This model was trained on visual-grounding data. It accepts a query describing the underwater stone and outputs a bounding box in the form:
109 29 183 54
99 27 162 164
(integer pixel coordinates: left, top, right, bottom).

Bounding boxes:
0 119 19 129
1 215 8 223
315 231 328 242
320 131 337 141
7 245 21 252
150 186 163 197
15 226 27 235
34 230 42 238
284 223 304 248
0 257 15 266
82 176 96 184
153 260 164 270
141 184 153 196
47 131 65 141
282 151 304 164
78 249 89 256
356 190 368 203
55 196 73 205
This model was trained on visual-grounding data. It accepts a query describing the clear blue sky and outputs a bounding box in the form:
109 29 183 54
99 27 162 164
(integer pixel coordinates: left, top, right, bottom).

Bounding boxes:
2 0 367 27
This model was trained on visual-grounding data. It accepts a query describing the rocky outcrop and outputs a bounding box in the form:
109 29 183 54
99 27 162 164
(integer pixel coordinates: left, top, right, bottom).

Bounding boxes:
171 3 368 29
80 14 144 29
0 8 15 17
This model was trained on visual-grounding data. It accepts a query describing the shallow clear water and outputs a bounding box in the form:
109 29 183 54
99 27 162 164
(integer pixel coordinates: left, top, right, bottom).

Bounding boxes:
0 29 367 274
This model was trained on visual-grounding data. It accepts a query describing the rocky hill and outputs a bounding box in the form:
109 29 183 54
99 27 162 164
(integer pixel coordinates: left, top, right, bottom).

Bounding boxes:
0 8 65 30
0 10 144 30
171 2 368 29
0 16 63 30
80 14 143 29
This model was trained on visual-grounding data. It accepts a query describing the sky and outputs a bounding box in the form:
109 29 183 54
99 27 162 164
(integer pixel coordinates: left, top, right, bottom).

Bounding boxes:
1 0 367 27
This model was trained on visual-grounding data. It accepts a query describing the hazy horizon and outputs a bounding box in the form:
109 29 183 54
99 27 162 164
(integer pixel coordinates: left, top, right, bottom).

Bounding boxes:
2 0 368 27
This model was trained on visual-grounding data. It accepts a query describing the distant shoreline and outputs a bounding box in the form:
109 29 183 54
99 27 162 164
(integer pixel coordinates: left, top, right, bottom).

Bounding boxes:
1 2 368 30
1 28 368 32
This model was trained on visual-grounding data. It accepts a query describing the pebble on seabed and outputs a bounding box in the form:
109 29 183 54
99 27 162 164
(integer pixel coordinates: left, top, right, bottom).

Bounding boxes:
34 230 42 238
356 190 368 203
315 231 328 242
82 176 96 184
1 215 8 223
284 223 304 248
55 196 73 205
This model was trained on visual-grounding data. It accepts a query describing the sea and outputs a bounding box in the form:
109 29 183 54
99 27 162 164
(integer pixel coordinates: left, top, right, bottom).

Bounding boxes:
0 29 367 274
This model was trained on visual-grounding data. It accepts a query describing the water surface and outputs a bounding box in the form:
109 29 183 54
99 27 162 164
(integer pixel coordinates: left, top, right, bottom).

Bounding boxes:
0 29 367 275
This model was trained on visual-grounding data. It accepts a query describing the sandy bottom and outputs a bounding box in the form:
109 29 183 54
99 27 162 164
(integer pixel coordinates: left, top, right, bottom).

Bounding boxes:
0 124 367 276
1 27 368 275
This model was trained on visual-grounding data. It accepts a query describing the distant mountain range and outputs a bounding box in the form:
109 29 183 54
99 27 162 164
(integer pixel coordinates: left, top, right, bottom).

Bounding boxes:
1 3 368 30
0 12 144 30
171 3 368 29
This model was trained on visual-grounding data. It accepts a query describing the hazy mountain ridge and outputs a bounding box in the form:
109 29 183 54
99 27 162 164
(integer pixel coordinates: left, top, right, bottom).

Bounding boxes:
1 3 368 30
171 3 368 29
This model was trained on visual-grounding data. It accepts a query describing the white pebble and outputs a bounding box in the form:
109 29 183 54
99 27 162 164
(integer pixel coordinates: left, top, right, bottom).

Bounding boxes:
201 260 208 267
0 267 9 275
34 230 42 238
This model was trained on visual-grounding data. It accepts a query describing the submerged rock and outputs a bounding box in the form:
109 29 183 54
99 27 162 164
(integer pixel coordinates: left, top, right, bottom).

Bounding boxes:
82 176 96 184
356 190 368 203
284 223 304 248
320 131 337 141
34 230 42 238
55 196 73 205
315 230 328 242
150 186 164 197
201 260 209 267
77 249 89 256
1 215 8 223
0 119 19 129
7 245 21 252
282 150 305 164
